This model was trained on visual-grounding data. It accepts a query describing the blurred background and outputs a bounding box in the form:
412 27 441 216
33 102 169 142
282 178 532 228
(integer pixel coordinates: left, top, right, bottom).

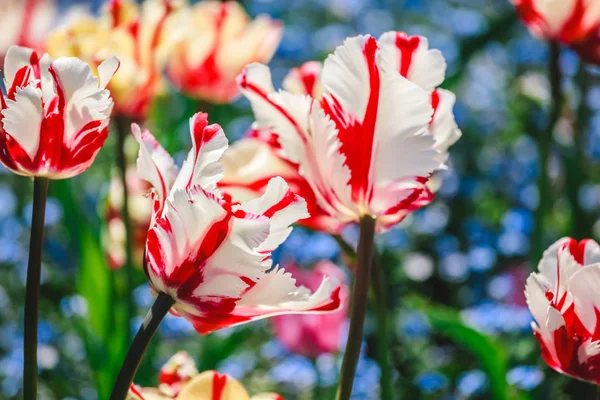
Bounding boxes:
1 0 599 399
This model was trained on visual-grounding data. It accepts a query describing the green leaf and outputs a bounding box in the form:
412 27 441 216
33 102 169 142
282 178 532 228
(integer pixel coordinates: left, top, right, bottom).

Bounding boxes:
51 179 129 399
407 296 526 400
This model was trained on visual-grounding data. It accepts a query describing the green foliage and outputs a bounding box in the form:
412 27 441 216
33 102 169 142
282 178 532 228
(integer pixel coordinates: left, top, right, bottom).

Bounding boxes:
407 296 527 400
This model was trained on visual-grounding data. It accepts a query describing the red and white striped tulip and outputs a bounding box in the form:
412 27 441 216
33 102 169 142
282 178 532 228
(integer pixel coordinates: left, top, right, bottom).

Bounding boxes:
0 46 118 179
511 0 600 44
237 33 460 232
133 112 342 335
47 0 183 119
167 1 282 103
526 237 600 384
128 369 283 400
0 0 57 59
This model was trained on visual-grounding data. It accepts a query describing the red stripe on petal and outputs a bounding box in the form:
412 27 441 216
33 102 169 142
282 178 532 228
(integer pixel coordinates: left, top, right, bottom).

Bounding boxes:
238 73 310 145
560 0 591 43
8 66 33 101
128 385 144 400
212 372 227 400
394 32 420 78
173 211 232 298
430 89 440 126
262 188 296 218
334 37 379 203
310 286 342 312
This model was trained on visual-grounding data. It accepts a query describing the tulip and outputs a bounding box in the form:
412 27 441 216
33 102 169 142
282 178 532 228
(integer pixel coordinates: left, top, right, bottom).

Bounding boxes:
128 368 282 400
237 32 458 399
0 0 57 59
167 1 282 103
0 45 118 399
511 0 600 64
0 46 118 179
271 261 349 357
237 32 460 233
526 237 600 384
110 112 341 399
47 0 183 119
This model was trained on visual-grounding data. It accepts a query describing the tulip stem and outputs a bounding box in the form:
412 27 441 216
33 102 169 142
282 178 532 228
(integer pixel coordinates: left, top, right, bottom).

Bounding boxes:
23 177 49 400
332 234 395 399
531 41 563 265
110 292 175 400
371 254 395 400
336 216 376 400
115 115 135 345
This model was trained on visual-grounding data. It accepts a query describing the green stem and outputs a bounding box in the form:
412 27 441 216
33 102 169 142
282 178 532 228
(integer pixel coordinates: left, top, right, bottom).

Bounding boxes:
110 292 175 400
333 234 394 399
115 116 135 345
531 41 563 265
563 65 591 239
371 255 394 400
596 384 600 400
23 177 49 400
336 217 376 400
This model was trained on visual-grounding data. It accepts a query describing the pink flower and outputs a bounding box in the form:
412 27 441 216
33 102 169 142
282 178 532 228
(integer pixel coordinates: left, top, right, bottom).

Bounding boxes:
271 261 349 357
0 46 118 179
237 33 460 232
526 237 600 384
167 1 283 103
133 112 342 335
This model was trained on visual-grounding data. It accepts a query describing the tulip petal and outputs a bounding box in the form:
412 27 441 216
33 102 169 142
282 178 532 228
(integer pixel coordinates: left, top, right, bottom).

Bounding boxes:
172 112 228 193
132 124 178 214
378 31 446 92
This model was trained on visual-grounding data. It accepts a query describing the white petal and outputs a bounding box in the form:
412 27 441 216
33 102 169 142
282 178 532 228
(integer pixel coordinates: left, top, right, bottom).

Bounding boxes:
238 64 311 164
569 264 600 335
546 305 565 332
132 124 178 211
578 339 600 365
378 31 446 91
429 89 462 160
525 272 551 332
239 176 309 252
3 46 35 89
321 35 372 121
235 267 341 316
583 239 600 264
97 56 120 89
172 113 228 193
50 57 114 145
2 84 43 159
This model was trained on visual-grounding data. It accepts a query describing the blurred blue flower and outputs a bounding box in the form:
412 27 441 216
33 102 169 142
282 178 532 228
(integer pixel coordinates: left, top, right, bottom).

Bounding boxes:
0 185 16 218
269 354 318 393
461 302 532 334
218 351 257 381
507 365 544 391
457 369 487 397
415 370 449 394
439 252 469 282
467 245 497 272
398 311 431 340
352 356 381 399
